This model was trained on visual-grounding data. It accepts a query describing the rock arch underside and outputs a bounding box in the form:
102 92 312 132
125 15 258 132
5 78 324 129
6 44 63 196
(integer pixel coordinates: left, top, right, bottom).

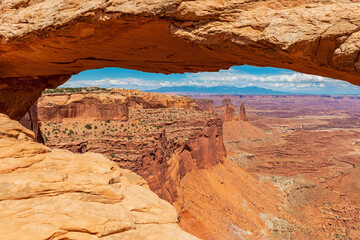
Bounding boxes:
1 0 360 119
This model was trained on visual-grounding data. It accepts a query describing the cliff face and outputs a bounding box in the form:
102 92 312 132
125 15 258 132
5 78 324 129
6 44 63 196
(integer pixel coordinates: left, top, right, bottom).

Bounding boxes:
19 102 44 143
38 89 197 122
152 118 226 203
221 99 234 108
0 113 199 240
119 89 196 109
38 93 129 122
1 0 360 119
38 94 226 239
194 99 215 112
41 106 226 205
221 106 235 122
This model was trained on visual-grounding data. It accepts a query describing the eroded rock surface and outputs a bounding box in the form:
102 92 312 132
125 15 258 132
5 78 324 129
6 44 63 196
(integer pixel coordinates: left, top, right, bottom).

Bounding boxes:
237 102 248 121
38 92 129 122
193 99 215 112
221 106 235 122
0 113 199 240
1 0 360 119
38 92 225 205
19 102 44 143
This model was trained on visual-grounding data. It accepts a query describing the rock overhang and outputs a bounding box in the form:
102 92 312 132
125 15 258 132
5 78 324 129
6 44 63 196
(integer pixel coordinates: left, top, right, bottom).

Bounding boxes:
1 0 360 119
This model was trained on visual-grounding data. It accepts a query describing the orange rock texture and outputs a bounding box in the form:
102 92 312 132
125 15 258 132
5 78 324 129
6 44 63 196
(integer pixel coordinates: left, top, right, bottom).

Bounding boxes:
38 93 129 122
37 89 197 122
193 99 216 112
1 0 360 119
238 102 248 121
208 94 360 239
221 106 235 122
19 102 44 143
37 90 227 228
0 113 199 240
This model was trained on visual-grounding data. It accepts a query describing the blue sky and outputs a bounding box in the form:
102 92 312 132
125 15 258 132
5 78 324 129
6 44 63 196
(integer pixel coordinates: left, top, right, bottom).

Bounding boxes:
62 65 360 94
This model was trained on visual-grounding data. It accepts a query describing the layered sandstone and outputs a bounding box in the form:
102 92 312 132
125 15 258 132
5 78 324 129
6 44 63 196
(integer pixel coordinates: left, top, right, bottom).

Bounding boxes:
0 113 199 240
237 102 248 121
193 99 215 112
115 89 197 109
19 102 44 143
40 104 225 205
37 89 197 122
1 0 360 119
38 92 129 122
221 99 234 108
37 90 227 239
221 106 235 122
209 94 360 239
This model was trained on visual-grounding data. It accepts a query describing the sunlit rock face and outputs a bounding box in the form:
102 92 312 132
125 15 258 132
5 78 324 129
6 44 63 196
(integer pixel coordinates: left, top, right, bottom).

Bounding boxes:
238 103 248 121
0 113 199 240
38 93 129 122
1 0 360 119
193 99 216 112
221 106 235 122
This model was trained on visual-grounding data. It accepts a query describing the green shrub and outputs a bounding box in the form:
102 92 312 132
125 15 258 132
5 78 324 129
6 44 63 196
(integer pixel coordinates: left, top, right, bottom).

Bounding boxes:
85 124 92 129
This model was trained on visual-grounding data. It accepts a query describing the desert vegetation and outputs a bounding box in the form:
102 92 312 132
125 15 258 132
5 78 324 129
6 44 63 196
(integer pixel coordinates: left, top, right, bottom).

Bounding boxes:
41 107 217 147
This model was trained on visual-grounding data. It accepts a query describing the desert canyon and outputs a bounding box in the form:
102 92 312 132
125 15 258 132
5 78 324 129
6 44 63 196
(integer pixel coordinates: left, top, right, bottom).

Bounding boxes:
12 88 359 240
0 0 360 240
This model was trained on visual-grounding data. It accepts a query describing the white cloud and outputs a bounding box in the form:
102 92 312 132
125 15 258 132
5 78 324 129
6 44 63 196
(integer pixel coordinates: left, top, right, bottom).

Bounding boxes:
62 68 360 94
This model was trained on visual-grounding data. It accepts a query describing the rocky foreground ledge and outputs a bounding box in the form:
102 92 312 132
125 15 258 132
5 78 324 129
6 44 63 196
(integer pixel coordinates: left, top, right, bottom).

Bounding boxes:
0 113 199 240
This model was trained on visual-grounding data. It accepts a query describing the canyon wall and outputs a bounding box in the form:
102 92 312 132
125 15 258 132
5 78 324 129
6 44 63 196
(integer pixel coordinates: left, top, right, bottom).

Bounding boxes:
151 118 226 203
38 93 129 122
38 92 226 239
0 113 199 240
121 89 197 109
37 90 197 122
19 102 44 143
1 0 360 119
44 114 226 205
194 99 216 112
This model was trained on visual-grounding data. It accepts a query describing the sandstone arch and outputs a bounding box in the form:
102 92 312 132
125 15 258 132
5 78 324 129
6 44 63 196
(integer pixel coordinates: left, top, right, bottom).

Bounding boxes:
1 0 360 119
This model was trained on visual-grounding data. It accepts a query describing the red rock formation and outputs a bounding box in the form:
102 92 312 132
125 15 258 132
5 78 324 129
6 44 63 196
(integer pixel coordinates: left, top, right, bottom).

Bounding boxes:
19 102 44 143
221 106 235 122
38 93 226 238
238 102 248 121
38 93 129 122
157 119 226 203
37 89 199 122
44 116 226 205
221 98 234 108
2 0 360 119
0 113 199 240
194 99 216 112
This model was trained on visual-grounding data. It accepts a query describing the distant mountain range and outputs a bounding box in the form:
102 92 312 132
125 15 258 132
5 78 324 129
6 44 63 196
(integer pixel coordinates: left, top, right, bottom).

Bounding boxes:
148 85 290 95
